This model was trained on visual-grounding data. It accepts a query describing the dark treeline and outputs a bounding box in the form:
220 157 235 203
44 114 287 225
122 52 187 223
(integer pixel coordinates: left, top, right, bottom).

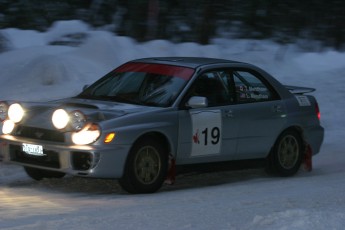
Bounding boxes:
0 0 344 49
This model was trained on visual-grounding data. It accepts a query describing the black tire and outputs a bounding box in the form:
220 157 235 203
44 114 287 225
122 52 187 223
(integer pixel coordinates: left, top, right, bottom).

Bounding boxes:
119 138 168 194
24 167 66 181
267 130 303 177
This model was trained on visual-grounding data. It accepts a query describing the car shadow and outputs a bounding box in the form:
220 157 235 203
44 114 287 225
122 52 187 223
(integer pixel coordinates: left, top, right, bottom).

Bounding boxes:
2 159 319 195
4 165 267 195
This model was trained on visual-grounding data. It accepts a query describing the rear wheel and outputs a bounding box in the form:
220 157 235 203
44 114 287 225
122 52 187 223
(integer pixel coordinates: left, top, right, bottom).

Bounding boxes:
24 167 66 181
267 130 303 176
119 138 168 194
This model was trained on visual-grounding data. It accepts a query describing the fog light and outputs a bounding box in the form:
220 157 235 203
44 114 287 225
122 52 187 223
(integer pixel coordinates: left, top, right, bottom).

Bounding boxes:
2 120 15 134
52 109 69 129
8 103 24 123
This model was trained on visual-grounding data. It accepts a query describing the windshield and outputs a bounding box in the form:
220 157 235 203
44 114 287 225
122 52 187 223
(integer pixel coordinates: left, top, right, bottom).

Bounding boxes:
78 62 195 107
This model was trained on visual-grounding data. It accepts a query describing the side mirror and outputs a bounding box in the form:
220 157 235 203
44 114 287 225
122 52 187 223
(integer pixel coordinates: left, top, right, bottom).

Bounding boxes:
82 84 89 91
186 96 208 109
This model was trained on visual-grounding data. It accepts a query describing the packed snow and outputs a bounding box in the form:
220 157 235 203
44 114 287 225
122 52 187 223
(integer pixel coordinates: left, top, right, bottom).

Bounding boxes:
0 20 345 229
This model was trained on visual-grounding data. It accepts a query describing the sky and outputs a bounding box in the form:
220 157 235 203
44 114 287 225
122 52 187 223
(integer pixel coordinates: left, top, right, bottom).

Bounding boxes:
0 20 345 230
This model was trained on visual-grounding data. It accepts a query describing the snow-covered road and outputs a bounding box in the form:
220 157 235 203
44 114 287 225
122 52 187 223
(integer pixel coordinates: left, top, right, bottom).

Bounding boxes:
1 145 345 230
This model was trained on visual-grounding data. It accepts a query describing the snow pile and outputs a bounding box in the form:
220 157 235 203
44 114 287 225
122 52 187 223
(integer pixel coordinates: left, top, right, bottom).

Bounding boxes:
0 20 345 230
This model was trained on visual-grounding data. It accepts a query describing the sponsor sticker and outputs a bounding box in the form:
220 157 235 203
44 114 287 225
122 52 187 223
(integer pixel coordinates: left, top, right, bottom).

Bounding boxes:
295 95 311 106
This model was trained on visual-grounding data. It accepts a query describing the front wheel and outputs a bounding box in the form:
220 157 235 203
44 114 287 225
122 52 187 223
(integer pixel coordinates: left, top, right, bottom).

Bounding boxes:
24 167 66 181
267 130 303 177
119 138 168 194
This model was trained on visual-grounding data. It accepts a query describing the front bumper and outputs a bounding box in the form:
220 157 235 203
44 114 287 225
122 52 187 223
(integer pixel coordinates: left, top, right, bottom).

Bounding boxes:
0 135 130 178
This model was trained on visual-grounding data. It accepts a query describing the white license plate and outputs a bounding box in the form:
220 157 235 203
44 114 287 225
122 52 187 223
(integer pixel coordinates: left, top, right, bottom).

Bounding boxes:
22 143 45 156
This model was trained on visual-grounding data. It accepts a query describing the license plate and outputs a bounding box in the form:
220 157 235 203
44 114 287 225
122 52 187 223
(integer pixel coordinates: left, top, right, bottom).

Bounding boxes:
22 143 45 156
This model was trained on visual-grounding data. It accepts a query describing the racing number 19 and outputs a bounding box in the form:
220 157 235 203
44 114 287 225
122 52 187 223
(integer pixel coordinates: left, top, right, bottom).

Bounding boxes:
201 127 220 145
190 110 221 156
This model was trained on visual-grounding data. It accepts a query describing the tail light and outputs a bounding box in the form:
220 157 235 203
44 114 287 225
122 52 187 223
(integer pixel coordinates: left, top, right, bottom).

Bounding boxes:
315 102 321 120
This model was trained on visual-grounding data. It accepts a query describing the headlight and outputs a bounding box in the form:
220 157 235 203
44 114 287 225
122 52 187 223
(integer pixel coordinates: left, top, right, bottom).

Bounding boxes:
70 110 86 131
2 119 15 134
8 103 24 123
52 109 69 129
0 102 8 121
71 124 101 145
52 109 87 131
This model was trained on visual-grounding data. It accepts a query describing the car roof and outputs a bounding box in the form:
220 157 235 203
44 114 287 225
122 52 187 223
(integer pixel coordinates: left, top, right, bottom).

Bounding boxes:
130 57 243 69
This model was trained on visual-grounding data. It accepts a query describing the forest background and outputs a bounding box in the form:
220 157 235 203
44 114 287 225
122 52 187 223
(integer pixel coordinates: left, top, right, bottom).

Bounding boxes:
0 0 344 52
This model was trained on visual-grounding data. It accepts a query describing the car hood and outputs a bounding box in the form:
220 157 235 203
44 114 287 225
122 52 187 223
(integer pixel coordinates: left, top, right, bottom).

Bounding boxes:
19 98 159 129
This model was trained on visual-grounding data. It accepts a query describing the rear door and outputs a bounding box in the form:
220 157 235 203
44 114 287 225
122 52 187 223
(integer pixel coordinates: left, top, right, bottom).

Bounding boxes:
231 69 287 159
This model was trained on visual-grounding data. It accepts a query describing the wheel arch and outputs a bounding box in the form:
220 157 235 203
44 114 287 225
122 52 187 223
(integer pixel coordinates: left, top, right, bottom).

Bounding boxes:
130 131 172 157
281 126 306 146
268 125 307 158
120 131 171 193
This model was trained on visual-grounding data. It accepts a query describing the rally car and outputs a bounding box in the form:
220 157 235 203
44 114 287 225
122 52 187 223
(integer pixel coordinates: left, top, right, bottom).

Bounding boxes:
0 57 324 193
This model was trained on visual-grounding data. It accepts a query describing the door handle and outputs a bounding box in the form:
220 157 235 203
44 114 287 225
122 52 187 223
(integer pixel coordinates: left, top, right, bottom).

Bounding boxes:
273 105 283 113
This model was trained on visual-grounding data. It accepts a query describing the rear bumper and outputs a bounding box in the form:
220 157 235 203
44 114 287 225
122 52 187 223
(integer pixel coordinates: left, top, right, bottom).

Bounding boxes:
0 135 130 178
304 125 324 155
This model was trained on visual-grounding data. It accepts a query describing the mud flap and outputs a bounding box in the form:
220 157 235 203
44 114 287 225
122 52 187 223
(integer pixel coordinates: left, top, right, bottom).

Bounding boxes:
303 145 313 172
164 155 176 185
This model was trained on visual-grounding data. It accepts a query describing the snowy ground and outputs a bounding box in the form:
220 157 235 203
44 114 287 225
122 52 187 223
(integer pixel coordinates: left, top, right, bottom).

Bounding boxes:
0 20 345 229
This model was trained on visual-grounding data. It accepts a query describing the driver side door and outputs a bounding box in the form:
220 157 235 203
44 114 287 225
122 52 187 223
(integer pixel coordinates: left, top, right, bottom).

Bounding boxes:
176 70 240 164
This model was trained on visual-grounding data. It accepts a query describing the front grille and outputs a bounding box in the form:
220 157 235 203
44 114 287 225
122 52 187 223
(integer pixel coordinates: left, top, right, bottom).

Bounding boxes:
13 125 65 142
9 144 60 168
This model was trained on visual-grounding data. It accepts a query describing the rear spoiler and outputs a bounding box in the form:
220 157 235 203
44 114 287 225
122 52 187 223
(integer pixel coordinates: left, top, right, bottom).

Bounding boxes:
284 85 315 94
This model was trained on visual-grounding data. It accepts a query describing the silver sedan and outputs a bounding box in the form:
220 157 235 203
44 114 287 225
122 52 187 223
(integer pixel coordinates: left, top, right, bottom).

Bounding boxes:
0 57 324 193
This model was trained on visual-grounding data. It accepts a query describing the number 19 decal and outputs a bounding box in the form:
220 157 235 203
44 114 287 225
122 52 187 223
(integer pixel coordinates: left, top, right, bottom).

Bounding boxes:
203 127 220 145
191 110 222 156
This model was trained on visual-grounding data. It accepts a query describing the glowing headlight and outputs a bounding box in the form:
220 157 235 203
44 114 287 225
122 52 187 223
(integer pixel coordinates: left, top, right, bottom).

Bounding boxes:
70 110 86 131
8 103 24 123
2 119 15 134
71 124 101 145
0 102 8 121
52 109 69 129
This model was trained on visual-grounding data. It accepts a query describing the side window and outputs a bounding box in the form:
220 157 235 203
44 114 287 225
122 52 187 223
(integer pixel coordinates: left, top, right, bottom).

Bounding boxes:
233 70 276 103
188 71 233 107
